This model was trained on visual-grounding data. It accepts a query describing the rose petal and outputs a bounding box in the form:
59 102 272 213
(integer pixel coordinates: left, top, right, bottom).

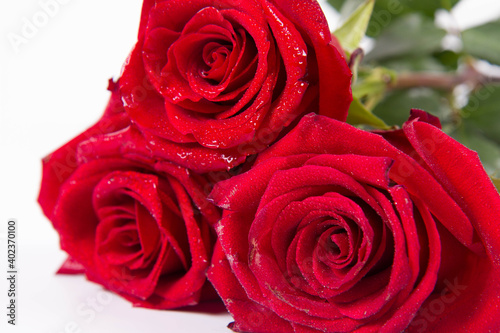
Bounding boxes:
208 242 293 333
404 117 500 262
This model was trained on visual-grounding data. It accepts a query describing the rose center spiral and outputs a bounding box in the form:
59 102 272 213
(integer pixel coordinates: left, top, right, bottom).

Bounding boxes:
316 226 352 266
201 42 232 83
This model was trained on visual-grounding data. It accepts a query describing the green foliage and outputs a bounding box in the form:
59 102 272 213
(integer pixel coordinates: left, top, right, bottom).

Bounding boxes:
451 124 500 175
462 20 500 65
433 50 461 71
364 14 446 62
327 0 460 37
327 0 500 177
379 56 448 72
462 85 500 145
372 88 451 126
377 50 461 73
353 67 396 110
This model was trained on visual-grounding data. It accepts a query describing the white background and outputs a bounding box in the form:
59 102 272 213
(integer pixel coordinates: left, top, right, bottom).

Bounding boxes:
0 1 499 333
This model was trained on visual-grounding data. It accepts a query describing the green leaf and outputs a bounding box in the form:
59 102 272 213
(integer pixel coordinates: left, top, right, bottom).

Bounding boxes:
462 85 500 145
334 0 375 56
346 96 389 129
491 177 500 193
364 14 446 62
462 20 500 65
372 88 451 126
451 124 500 175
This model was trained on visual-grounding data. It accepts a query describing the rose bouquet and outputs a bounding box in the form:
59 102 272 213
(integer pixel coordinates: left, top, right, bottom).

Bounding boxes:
39 0 500 332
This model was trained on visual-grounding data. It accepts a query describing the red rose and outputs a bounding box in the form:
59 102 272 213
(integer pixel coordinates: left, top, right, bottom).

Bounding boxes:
38 84 220 309
208 111 500 332
120 0 352 172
